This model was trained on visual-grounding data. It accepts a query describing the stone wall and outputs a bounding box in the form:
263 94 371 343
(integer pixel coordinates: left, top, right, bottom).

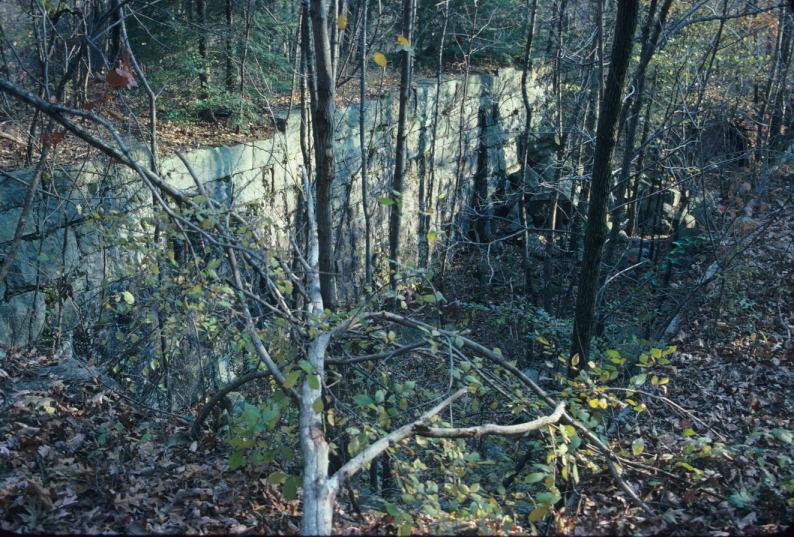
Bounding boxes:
0 67 554 347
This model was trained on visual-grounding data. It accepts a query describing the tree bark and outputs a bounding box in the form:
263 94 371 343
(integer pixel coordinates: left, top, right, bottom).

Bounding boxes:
225 0 235 92
419 0 450 269
196 0 208 91
308 0 339 309
359 0 372 286
519 0 539 298
388 0 416 292
570 0 639 367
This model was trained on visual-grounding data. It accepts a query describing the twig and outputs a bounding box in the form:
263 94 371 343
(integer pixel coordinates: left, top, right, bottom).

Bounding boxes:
0 130 25 146
606 387 727 441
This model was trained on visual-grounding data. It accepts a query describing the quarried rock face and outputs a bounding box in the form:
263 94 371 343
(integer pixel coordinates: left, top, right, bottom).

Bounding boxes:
1 68 556 347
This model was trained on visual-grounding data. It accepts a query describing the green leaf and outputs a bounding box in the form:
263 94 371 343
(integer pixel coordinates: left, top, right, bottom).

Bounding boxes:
378 196 395 206
772 428 792 444
283 476 300 501
267 471 288 485
284 370 301 389
121 291 135 305
312 397 324 413
523 472 546 484
353 394 373 406
242 404 260 429
535 491 561 506
631 438 645 456
385 502 401 517
298 360 314 373
397 522 412 537
729 489 753 508
308 374 321 390
228 450 246 470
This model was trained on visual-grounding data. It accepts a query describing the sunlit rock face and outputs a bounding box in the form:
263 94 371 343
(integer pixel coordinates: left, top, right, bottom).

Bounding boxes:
0 68 558 347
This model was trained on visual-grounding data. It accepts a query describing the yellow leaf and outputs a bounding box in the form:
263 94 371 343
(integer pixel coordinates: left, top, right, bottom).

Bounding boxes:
337 14 347 30
427 230 437 242
373 52 387 67
397 34 410 46
570 354 580 367
588 398 608 409
528 506 548 522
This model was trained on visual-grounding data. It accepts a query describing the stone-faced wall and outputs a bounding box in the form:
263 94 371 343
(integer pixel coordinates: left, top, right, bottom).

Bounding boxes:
0 67 553 347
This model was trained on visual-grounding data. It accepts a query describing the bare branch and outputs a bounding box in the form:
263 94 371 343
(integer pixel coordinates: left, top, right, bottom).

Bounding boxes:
416 402 565 438
325 387 468 496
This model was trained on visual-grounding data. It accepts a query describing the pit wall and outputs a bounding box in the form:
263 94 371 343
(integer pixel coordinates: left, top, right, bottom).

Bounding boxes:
0 67 555 347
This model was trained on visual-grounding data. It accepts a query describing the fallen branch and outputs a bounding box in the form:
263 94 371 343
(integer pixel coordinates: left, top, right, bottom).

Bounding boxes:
0 130 25 146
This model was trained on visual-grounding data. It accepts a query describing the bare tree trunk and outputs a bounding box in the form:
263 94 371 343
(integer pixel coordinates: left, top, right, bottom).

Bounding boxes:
225 0 235 92
570 0 639 367
196 0 208 92
237 0 253 130
604 0 673 270
108 0 122 63
299 165 333 534
519 0 539 298
438 0 479 289
358 0 372 286
388 0 417 292
542 0 567 311
568 0 603 259
309 0 339 310
768 10 793 150
420 0 450 269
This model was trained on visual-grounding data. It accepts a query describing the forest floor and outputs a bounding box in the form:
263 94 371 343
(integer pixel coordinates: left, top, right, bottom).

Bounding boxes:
1 181 792 534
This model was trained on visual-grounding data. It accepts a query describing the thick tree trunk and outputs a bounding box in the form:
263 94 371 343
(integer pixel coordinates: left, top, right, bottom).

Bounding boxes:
570 0 639 367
